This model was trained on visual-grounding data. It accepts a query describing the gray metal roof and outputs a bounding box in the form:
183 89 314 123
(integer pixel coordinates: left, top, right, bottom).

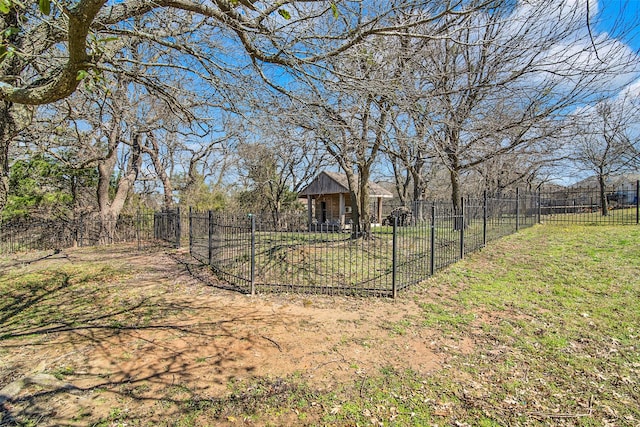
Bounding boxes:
299 171 394 198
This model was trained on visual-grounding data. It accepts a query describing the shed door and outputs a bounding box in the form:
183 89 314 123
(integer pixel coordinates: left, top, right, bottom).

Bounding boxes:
320 201 327 223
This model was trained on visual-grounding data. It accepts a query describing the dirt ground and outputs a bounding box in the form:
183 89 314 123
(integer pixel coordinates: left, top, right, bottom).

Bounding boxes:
0 245 473 426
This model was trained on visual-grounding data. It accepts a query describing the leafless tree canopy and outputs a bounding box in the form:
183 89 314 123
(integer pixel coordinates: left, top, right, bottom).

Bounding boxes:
1 0 639 220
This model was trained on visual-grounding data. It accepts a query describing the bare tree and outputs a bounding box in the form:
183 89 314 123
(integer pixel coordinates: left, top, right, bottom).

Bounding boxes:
571 95 640 215
235 126 331 227
32 69 201 236
384 98 439 205
392 1 639 211
469 147 552 196
1 0 483 212
140 120 238 210
294 17 442 236
300 87 390 237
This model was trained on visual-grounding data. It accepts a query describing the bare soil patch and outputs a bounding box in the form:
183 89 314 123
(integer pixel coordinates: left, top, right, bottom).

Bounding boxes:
0 245 457 426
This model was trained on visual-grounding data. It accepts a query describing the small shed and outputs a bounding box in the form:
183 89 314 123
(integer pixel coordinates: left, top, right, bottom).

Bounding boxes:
299 171 394 231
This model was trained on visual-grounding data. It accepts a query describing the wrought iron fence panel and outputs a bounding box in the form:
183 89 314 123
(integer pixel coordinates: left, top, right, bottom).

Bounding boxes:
195 189 599 297
539 183 639 225
251 222 394 296
464 199 486 255
394 212 432 292
154 208 181 247
204 213 254 293
1 212 163 255
3 183 637 296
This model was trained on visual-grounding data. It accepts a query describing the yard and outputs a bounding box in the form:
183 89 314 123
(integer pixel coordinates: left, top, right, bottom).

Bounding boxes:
189 208 537 296
1 224 638 426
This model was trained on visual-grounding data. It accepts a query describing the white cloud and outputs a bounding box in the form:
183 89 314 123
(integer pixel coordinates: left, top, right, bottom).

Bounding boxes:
502 0 640 97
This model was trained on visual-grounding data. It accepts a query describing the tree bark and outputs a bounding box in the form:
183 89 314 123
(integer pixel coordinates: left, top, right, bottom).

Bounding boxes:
0 11 34 215
0 102 33 214
358 167 372 237
96 129 142 241
142 133 174 208
341 167 359 237
598 172 609 216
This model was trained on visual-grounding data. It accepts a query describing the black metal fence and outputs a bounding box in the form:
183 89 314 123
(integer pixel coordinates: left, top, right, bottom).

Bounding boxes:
188 192 540 298
3 182 637 296
154 208 182 248
539 181 640 225
0 211 179 254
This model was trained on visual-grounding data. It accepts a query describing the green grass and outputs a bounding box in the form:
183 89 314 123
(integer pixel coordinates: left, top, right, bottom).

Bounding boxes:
0 258 175 341
194 224 639 426
542 206 638 225
2 224 638 426
405 224 640 426
202 218 523 292
0 264 127 339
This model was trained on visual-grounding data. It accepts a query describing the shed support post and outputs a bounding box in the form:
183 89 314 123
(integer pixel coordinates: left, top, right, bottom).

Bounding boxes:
307 196 313 232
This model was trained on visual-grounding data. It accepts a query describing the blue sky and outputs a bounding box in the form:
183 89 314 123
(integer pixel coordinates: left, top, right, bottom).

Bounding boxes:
597 0 640 52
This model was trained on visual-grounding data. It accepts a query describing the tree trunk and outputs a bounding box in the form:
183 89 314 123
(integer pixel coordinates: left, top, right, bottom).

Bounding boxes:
390 157 410 205
0 101 33 215
450 168 461 211
412 170 424 202
96 133 142 242
359 167 372 237
449 167 465 230
598 173 608 216
272 198 281 230
412 167 427 221
142 133 174 208
0 11 25 214
348 189 360 236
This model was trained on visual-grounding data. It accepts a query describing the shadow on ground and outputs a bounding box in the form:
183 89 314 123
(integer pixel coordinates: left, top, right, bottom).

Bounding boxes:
0 246 300 426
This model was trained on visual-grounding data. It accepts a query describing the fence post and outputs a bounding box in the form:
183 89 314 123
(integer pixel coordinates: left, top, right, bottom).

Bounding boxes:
175 207 181 249
153 212 158 240
189 206 193 253
392 216 398 299
208 210 214 266
460 197 465 260
636 180 639 225
483 190 487 247
136 210 141 251
537 189 542 224
250 214 256 296
516 188 520 231
430 203 436 276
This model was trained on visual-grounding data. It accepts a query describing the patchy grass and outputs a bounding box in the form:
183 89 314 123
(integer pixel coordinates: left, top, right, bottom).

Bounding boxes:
425 224 640 425
354 224 640 426
149 224 639 426
1 225 638 426
235 223 637 426
0 263 133 340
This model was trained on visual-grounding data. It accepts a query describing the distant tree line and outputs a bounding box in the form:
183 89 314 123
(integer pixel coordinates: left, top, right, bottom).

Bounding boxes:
1 0 639 231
